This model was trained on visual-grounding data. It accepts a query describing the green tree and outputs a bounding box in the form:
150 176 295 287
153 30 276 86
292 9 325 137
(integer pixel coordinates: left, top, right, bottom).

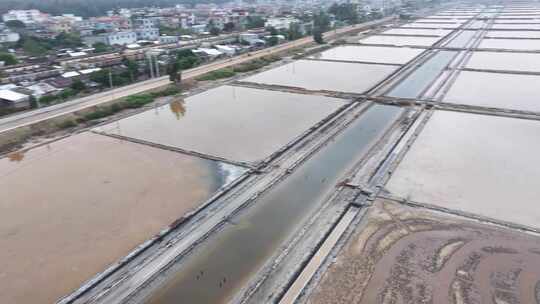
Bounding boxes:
90 70 107 86
22 39 48 56
92 29 107 35
70 78 86 92
245 16 265 29
223 22 235 32
92 42 109 53
178 56 199 69
53 32 83 48
370 9 383 20
209 26 221 36
5 20 25 29
90 69 118 87
39 94 59 105
287 23 303 41
29 96 38 108
166 61 182 85
328 3 359 24
313 29 324 44
0 53 18 65
59 88 77 99
313 11 331 32
174 49 200 69
267 36 279 46
312 10 329 44
122 58 139 82
267 26 278 36
207 20 221 36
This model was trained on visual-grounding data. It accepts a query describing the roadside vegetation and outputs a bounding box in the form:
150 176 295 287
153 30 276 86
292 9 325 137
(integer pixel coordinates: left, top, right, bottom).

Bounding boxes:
0 53 18 66
313 11 331 44
195 55 281 81
14 33 84 56
59 86 181 128
195 68 236 81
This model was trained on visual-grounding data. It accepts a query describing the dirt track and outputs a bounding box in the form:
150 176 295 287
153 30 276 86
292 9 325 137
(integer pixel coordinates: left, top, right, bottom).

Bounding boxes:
307 199 540 304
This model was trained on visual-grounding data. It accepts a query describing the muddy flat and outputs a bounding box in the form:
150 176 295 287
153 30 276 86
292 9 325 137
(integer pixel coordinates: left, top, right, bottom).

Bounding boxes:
306 199 540 304
0 132 244 304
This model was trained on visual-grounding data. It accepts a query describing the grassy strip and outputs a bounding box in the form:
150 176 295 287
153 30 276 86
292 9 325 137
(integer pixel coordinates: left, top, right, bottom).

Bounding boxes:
55 86 182 129
292 45 334 59
195 68 236 81
196 55 281 81
232 55 281 73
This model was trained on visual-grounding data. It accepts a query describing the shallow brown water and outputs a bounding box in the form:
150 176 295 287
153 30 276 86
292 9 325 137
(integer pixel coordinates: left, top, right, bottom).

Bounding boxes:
0 132 245 304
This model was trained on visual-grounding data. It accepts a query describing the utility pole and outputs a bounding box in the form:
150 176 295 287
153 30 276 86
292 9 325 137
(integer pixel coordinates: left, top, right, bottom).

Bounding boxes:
154 55 160 77
147 53 155 78
108 68 113 89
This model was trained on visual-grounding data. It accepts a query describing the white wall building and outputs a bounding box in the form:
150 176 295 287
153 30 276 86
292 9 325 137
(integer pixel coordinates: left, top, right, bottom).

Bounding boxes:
136 28 160 41
239 33 265 45
0 30 20 43
107 31 138 45
159 35 179 44
0 89 30 108
191 24 207 33
265 17 300 30
83 31 137 46
215 45 235 56
2 10 47 24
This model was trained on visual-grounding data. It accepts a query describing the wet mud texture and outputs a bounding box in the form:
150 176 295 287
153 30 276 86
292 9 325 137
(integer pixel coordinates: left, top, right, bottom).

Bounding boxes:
307 199 540 304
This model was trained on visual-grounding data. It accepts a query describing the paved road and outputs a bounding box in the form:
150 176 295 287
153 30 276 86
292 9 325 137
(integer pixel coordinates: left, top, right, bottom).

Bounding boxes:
0 18 392 134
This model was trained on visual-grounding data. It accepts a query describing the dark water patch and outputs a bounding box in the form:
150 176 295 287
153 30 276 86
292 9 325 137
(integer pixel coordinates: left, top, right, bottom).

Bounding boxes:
143 105 403 304
386 51 456 99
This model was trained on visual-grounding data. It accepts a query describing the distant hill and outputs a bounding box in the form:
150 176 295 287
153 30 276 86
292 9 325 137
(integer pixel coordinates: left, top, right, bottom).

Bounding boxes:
0 0 233 18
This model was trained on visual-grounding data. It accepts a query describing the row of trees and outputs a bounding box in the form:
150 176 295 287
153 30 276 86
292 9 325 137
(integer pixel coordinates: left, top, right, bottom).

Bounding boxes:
0 53 18 66
39 57 141 105
1 0 232 17
167 49 201 84
328 3 360 24
313 11 331 44
89 58 140 87
10 33 84 56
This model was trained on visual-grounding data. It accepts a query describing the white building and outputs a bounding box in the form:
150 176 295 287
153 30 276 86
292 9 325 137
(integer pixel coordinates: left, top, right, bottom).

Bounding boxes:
83 31 137 46
135 28 160 41
240 33 265 46
2 10 47 24
0 30 20 43
133 17 159 29
215 45 235 56
107 31 137 45
191 24 207 33
159 35 179 44
25 82 58 98
0 89 30 108
265 17 300 30
193 48 223 58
